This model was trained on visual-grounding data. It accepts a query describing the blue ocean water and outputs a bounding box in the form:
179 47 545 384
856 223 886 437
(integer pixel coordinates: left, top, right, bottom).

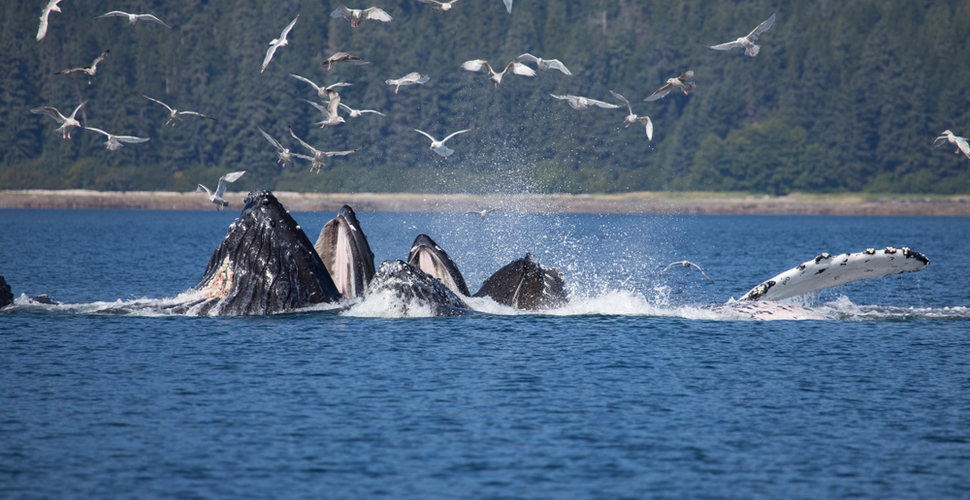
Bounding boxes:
1 208 969 499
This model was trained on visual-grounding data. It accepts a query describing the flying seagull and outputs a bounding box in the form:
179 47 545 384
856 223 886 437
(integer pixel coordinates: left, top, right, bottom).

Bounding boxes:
36 0 64 41
415 0 459 13
322 52 369 71
95 11 171 28
460 58 535 87
385 72 429 94
258 127 295 167
262 15 299 73
142 95 217 126
644 70 695 102
932 130 970 159
304 98 346 129
514 53 572 76
338 102 386 118
288 126 363 173
197 171 246 211
54 49 109 85
84 126 149 151
331 5 392 26
708 13 776 57
458 208 501 220
610 90 653 140
660 261 714 284
290 74 351 100
31 101 86 139
414 128 470 158
549 94 621 110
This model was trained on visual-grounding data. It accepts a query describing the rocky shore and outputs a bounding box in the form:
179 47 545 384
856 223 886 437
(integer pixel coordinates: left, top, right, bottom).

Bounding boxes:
2 189 969 215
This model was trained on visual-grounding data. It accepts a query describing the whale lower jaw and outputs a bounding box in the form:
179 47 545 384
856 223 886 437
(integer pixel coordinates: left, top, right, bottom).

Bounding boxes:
407 234 471 297
315 205 375 299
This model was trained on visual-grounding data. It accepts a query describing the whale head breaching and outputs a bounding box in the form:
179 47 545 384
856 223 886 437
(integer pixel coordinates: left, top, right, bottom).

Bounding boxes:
407 234 471 297
473 253 568 310
366 260 470 316
175 189 342 315
314 205 376 299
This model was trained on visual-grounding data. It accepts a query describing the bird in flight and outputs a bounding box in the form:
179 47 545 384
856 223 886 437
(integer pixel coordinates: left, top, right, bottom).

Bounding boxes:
414 128 471 159
610 90 653 140
415 0 459 13
385 72 429 94
197 171 246 211
290 74 351 100
262 15 298 73
461 58 536 87
322 52 369 71
458 208 501 220
36 0 64 41
549 94 621 110
708 13 776 57
31 101 86 139
330 6 392 27
142 95 217 126
95 10 171 28
289 126 363 173
644 70 695 102
514 53 572 76
932 130 970 159
660 261 714 283
54 49 109 85
258 127 295 168
84 126 150 151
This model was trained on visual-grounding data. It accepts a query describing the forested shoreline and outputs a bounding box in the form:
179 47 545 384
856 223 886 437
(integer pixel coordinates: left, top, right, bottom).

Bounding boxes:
2 0 969 195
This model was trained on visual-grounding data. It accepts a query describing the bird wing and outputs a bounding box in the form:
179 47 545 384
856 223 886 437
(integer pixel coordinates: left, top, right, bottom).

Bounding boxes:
441 129 471 144
679 70 694 81
461 60 490 73
956 137 970 157
747 12 776 41
279 15 299 40
137 14 171 28
506 61 536 77
83 126 111 137
37 5 54 41
216 171 246 197
514 53 539 64
932 135 949 148
289 73 322 91
325 82 353 91
407 72 430 84
288 126 317 154
91 50 110 67
332 5 353 20
708 40 742 51
414 129 438 143
196 184 213 196
325 145 364 157
502 0 512 13
609 90 632 113
96 11 131 19
588 98 621 109
31 106 67 122
542 59 572 75
142 94 174 113
69 101 87 119
326 91 341 118
181 111 217 121
358 109 386 116
258 127 284 151
363 7 392 22
115 135 150 144
644 83 673 102
262 44 280 73
643 117 654 141
660 262 684 274
291 153 314 162
304 99 328 116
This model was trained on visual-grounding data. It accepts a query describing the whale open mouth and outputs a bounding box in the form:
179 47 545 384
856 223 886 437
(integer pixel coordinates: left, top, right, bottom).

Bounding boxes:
314 205 375 299
407 234 471 297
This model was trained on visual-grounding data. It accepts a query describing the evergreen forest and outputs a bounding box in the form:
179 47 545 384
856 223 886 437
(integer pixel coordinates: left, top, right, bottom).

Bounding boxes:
2 0 970 195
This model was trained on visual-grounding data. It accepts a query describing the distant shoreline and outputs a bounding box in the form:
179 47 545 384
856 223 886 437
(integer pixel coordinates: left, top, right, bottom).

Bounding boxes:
2 190 969 216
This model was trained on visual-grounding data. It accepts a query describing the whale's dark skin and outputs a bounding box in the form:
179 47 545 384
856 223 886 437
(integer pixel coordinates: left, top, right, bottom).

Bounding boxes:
0 276 13 309
367 259 470 316
176 189 342 316
314 205 376 299
473 253 568 310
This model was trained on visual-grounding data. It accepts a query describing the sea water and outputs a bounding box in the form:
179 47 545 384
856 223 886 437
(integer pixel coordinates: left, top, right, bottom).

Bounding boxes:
1 208 968 499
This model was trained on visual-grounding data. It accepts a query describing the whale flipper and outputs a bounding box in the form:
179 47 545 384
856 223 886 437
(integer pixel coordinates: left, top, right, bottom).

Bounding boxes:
739 247 929 302
473 253 567 310
315 205 375 299
407 234 471 297
178 189 342 315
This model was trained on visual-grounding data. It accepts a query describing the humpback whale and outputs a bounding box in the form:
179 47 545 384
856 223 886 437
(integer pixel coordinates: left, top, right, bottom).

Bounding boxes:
0 276 13 309
407 234 471 297
473 253 568 310
314 205 376 299
175 189 342 316
366 260 470 316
